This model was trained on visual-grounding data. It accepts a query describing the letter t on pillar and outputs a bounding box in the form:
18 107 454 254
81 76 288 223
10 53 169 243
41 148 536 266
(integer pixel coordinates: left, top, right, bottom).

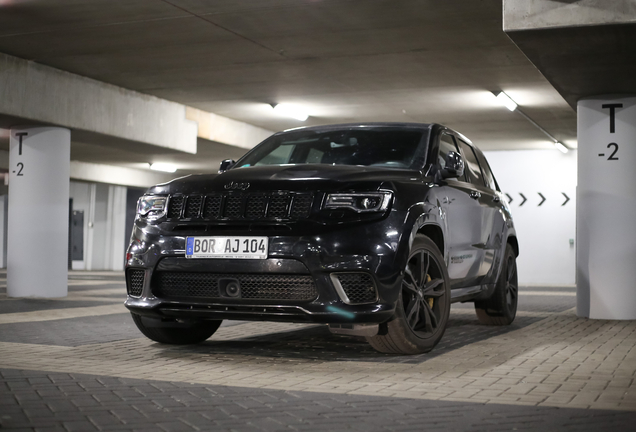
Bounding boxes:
7 127 71 298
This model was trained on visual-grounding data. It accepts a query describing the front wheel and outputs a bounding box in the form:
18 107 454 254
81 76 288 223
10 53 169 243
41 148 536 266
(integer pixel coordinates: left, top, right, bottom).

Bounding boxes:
474 243 518 325
366 235 451 354
131 313 222 344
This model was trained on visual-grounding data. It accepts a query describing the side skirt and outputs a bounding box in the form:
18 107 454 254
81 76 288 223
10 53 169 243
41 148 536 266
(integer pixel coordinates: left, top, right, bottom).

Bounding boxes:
450 284 495 303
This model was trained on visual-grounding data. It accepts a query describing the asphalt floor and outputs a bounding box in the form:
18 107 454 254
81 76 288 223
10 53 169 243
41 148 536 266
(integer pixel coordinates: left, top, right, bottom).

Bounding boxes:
0 270 634 431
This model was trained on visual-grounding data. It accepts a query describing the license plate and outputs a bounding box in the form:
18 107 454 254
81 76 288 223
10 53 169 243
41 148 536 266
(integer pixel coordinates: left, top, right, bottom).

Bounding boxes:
186 236 268 259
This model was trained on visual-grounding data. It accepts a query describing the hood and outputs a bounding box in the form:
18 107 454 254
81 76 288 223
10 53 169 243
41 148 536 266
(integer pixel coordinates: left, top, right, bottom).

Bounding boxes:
148 164 421 195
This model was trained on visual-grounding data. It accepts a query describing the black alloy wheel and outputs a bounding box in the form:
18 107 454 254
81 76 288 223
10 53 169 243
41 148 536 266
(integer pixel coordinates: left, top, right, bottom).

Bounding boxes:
475 243 518 325
367 235 450 354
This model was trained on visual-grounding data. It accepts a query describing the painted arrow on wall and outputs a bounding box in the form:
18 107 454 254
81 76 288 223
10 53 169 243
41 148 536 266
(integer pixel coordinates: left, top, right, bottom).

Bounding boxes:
505 192 572 207
519 193 527 206
562 192 570 206
505 193 513 204
538 193 546 206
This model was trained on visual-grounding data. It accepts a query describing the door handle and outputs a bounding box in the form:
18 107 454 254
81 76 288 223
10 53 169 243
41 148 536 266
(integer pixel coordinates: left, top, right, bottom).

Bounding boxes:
493 195 500 203
469 191 481 200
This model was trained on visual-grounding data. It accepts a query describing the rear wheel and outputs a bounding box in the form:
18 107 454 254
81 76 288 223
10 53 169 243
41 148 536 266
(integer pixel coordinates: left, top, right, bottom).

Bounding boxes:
366 235 450 354
131 313 222 344
474 243 518 325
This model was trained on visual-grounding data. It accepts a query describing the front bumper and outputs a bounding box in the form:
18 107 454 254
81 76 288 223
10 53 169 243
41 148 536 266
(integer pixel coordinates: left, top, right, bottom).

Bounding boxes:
125 213 408 324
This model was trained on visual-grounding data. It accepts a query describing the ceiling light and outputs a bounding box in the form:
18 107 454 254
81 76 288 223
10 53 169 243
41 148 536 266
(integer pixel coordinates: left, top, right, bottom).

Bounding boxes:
554 142 569 154
494 91 518 111
149 163 177 173
271 104 309 121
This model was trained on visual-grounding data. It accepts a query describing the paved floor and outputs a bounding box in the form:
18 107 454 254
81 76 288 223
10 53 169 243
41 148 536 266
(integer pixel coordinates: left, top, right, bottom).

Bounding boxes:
0 270 634 431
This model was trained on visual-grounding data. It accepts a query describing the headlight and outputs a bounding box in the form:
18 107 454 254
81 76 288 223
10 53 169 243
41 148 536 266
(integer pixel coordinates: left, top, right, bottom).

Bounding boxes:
324 191 392 213
137 195 167 219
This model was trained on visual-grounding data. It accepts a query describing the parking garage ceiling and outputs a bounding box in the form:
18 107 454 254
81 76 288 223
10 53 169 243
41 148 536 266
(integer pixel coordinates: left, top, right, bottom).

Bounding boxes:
0 0 578 173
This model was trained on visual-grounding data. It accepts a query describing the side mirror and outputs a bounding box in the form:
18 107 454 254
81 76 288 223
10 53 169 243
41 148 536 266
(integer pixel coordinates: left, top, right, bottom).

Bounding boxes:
440 151 464 179
219 159 236 173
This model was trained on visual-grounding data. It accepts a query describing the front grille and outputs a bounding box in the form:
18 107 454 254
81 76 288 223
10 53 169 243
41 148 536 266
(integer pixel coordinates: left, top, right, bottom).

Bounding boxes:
167 195 184 218
153 272 317 302
127 269 145 297
184 195 203 218
166 192 314 222
290 194 313 218
268 194 290 218
224 196 243 218
334 273 377 304
203 195 222 218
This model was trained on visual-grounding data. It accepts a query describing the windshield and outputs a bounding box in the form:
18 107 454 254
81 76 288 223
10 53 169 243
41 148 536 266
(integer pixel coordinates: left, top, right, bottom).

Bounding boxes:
236 128 428 169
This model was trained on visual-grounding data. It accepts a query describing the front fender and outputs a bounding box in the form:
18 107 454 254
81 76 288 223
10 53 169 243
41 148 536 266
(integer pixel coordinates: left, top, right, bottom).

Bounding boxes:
392 195 447 279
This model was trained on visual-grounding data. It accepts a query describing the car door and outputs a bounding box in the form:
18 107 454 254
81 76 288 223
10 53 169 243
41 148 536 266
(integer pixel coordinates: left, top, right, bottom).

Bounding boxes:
455 138 499 284
436 132 484 288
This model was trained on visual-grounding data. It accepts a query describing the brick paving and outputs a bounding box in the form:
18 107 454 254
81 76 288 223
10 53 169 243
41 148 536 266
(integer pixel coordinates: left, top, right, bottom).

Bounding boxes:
0 270 634 431
2 369 634 432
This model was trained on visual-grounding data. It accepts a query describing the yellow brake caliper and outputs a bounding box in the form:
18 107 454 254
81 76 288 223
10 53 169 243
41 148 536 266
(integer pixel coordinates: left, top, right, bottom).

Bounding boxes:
426 274 434 308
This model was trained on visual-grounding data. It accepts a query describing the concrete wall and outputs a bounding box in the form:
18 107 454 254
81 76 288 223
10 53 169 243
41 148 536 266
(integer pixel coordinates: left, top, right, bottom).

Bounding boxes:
504 0 636 31
484 149 577 286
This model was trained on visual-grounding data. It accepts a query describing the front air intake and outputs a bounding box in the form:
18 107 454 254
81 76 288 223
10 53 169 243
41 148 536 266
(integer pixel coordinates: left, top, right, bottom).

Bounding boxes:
331 273 377 304
126 269 145 297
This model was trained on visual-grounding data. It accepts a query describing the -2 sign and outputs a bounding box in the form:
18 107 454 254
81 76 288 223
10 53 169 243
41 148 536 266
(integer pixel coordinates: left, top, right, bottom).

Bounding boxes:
14 132 28 176
599 104 622 161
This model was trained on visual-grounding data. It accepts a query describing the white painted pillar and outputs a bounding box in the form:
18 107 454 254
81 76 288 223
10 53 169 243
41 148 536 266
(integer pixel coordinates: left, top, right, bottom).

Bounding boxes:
7 127 70 298
577 96 636 319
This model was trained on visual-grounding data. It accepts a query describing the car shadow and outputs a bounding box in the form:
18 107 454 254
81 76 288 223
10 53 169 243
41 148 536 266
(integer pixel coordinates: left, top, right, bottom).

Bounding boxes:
161 312 539 364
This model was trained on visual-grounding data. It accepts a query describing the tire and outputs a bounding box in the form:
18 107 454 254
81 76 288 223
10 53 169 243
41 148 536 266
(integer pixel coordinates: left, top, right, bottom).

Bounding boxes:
366 235 451 354
131 313 222 344
474 243 518 325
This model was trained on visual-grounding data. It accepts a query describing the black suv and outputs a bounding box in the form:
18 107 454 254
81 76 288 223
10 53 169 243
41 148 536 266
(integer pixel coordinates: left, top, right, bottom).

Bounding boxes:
125 123 518 354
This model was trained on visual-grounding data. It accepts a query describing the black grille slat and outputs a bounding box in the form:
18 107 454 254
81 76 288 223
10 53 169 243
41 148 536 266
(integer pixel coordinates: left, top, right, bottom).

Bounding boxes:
127 269 145 297
290 194 313 218
337 273 377 304
167 195 184 218
184 195 203 218
224 196 244 218
154 272 317 301
267 194 290 218
246 195 268 219
203 195 222 219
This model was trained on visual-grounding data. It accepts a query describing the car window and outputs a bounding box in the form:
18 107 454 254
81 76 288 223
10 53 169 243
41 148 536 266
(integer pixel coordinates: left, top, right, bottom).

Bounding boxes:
254 144 293 165
474 148 498 191
457 139 485 187
238 129 426 169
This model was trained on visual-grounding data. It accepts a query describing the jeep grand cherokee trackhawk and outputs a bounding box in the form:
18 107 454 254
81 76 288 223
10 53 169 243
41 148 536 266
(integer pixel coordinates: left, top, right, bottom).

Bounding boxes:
125 123 518 354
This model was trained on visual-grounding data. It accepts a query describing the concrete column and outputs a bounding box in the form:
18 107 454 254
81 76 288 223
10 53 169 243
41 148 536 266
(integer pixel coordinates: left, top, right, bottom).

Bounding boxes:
577 96 636 319
7 127 70 298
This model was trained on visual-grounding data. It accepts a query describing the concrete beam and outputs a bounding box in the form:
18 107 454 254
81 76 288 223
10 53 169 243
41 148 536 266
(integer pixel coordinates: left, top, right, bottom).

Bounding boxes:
0 150 172 189
0 52 198 154
504 0 636 108
186 107 272 150
0 52 273 157
504 0 636 31
69 161 175 189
